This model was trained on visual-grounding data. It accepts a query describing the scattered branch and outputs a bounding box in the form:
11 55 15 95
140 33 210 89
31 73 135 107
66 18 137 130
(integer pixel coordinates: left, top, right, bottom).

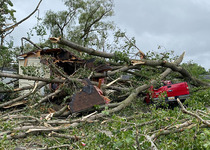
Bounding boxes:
0 82 46 108
48 131 82 140
139 134 158 150
37 144 72 150
177 98 210 127
31 89 62 108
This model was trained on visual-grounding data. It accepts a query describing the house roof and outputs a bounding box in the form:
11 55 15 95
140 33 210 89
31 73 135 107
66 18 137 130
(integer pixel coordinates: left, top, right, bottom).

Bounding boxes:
18 48 84 63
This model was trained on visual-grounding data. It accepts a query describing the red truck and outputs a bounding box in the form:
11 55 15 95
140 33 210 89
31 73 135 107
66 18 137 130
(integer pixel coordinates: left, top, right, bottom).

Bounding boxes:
145 81 190 104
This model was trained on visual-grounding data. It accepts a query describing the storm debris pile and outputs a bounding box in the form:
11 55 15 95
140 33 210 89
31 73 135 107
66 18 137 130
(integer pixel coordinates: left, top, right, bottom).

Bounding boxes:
0 37 209 149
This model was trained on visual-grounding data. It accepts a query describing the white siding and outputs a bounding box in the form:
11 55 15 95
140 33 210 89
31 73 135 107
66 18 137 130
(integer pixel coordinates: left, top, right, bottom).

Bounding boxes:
19 57 50 95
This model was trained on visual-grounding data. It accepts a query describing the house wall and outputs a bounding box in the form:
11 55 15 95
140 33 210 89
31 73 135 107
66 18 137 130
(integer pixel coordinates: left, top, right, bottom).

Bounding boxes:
19 56 50 95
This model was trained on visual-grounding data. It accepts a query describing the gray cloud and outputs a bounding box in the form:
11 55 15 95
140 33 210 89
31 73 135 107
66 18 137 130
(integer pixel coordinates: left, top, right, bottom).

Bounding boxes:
9 0 65 46
113 0 210 69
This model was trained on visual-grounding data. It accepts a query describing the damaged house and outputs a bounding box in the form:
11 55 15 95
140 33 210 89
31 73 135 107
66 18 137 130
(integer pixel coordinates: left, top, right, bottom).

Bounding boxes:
18 48 111 112
18 48 84 94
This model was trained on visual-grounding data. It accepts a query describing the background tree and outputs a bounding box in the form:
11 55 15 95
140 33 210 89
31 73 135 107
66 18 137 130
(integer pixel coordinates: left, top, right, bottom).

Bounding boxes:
43 0 82 38
73 0 114 49
0 0 42 70
41 0 115 51
182 61 207 77
0 0 16 46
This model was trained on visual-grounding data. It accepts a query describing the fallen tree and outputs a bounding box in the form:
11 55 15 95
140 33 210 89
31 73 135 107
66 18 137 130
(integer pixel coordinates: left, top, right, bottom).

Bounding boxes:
0 37 210 149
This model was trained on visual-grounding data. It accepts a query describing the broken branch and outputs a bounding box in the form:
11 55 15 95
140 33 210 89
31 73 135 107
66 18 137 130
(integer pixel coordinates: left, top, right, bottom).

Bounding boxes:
50 37 114 58
177 98 210 127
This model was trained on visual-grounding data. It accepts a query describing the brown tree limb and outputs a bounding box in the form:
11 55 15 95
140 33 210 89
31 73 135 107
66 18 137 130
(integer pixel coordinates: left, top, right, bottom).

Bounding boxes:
0 123 79 140
1 115 41 123
177 98 210 127
139 134 158 150
30 89 62 108
0 72 65 83
122 120 157 131
37 144 72 150
21 37 41 50
48 131 82 140
149 120 193 136
133 58 209 86
0 82 46 108
53 105 68 117
0 82 47 93
2 132 27 140
0 123 80 140
1 108 25 118
151 122 196 140
26 122 79 134
124 34 145 58
93 65 137 78
86 52 185 121
48 59 74 83
196 110 210 118
50 37 114 58
0 72 128 91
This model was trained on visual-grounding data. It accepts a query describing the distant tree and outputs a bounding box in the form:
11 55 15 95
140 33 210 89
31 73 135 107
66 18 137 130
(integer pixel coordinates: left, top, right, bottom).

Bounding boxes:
73 0 114 48
43 0 81 38
182 61 207 77
42 0 115 51
0 0 42 70
0 0 16 70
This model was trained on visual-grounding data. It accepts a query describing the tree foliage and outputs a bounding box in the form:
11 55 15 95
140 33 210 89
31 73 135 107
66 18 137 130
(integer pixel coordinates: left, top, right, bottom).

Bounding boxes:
0 0 16 45
182 61 207 77
41 0 115 50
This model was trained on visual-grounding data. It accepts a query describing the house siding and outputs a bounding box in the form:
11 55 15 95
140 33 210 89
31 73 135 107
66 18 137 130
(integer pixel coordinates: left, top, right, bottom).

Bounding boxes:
19 57 50 95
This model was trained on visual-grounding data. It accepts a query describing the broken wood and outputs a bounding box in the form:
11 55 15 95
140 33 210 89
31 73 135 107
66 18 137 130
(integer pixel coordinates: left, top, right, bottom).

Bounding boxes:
177 98 210 127
0 82 46 108
0 72 65 83
31 89 62 108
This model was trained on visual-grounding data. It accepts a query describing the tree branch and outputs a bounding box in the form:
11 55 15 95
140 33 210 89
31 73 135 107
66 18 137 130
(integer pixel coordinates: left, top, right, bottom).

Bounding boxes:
2 0 42 33
50 37 114 58
177 98 210 127
87 52 185 121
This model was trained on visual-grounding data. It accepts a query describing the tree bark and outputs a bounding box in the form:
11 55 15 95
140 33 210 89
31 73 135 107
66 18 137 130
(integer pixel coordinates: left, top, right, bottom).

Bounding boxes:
136 58 209 86
50 37 114 58
0 82 46 93
87 52 185 120
0 72 65 83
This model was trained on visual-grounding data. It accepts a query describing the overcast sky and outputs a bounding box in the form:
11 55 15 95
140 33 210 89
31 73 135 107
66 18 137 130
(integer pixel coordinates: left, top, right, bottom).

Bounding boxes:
10 0 210 70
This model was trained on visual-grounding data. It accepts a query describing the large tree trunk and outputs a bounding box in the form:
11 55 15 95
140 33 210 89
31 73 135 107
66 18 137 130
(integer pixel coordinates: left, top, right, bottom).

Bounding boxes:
0 72 65 83
50 37 114 58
